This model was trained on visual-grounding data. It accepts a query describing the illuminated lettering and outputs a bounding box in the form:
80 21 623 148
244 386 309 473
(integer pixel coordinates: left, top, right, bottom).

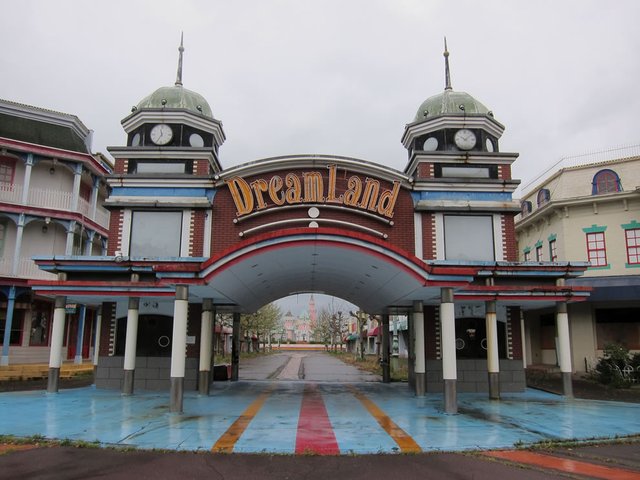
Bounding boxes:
250 179 269 210
359 178 380 212
377 180 400 218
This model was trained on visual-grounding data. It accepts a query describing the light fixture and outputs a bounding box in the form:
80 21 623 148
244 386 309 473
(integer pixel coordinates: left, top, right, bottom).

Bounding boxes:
42 225 48 233
49 166 55 175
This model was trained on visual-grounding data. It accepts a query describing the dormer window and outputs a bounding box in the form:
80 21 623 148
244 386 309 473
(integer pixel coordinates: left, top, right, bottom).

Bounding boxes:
592 169 621 195
521 201 532 216
537 188 550 207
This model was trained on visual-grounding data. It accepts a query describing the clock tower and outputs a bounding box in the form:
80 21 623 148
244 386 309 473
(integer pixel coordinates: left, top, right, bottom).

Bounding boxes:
105 35 226 259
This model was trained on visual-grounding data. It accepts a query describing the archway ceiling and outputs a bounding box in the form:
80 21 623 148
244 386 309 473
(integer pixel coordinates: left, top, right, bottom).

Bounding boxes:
189 242 440 313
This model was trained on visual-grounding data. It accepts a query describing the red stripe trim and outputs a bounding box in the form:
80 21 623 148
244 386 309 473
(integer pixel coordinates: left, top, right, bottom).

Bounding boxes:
295 384 339 455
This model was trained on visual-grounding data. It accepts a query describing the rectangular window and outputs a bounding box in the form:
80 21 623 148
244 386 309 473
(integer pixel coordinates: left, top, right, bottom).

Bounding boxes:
549 239 557 261
625 228 640 265
444 215 495 261
0 158 15 183
586 231 607 267
0 220 6 258
130 211 182 257
595 308 640 349
0 311 23 346
29 308 50 346
536 245 543 261
524 250 531 261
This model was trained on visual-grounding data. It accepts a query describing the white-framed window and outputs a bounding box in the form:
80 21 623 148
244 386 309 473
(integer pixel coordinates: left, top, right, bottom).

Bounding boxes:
130 211 183 257
443 215 495 261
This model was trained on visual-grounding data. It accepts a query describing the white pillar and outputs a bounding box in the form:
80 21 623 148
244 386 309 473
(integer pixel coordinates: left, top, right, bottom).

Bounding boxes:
122 297 139 395
440 287 457 414
11 214 25 276
47 295 67 393
485 300 500 399
520 309 527 369
199 299 213 395
74 305 86 365
21 154 33 204
413 300 425 396
65 221 76 255
170 286 189 413
71 163 82 212
556 301 573 397
93 310 102 369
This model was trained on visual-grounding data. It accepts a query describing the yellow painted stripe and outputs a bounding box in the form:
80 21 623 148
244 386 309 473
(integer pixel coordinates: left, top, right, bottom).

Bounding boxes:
211 388 272 453
350 387 422 453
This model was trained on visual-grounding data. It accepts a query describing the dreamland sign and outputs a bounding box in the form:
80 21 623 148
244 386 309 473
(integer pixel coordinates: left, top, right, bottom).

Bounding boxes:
225 164 401 219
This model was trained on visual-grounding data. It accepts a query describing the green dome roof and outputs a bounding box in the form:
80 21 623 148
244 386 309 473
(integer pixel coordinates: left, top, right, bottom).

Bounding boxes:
136 85 213 118
414 89 490 122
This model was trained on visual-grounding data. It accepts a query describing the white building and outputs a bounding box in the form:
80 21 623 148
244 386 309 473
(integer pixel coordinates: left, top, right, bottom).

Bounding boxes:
515 145 640 372
0 99 112 365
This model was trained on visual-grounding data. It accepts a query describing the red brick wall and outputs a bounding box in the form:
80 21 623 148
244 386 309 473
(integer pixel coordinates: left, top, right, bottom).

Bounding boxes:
497 165 512 181
501 214 517 261
416 162 435 179
211 167 415 256
422 212 436 260
106 209 123 255
99 302 115 356
194 159 209 175
425 306 439 360
113 158 128 175
190 210 206 256
508 306 522 360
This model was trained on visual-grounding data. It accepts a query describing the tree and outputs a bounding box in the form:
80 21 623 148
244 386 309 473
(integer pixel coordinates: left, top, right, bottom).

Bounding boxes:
241 303 282 352
313 304 347 351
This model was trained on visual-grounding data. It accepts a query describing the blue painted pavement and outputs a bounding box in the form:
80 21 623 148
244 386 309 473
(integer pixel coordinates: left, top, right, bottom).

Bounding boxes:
0 382 638 454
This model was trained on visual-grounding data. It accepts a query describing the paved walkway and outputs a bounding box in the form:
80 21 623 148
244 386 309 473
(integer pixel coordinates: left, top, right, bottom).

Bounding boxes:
0 352 638 456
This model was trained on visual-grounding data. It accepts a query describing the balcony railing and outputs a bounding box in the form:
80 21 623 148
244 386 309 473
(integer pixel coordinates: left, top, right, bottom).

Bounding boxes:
0 182 110 229
0 257 57 280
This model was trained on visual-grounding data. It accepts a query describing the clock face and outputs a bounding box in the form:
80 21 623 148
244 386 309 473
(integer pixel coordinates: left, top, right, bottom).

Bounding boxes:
150 124 173 145
454 129 476 150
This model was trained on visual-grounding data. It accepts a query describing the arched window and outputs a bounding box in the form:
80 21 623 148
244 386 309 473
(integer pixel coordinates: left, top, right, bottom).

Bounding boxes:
592 169 621 195
521 201 532 216
536 188 550 206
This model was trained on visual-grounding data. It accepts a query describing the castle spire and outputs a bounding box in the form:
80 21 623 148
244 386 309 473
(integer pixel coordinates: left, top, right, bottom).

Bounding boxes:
444 37 452 91
175 32 184 86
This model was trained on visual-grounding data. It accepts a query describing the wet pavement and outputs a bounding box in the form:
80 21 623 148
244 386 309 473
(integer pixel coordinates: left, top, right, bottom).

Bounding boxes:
0 351 638 456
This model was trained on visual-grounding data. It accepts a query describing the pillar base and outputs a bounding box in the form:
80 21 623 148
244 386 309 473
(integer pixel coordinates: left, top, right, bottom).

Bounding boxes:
123 369 134 395
199 370 210 396
0 355 9 367
562 372 573 398
381 361 391 383
74 355 83 365
47 367 60 393
488 372 500 400
415 372 425 397
444 379 457 414
170 376 184 413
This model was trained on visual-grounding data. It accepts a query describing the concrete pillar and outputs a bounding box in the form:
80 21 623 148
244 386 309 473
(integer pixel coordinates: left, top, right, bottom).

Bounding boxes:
65 221 76 255
485 300 500 400
556 301 573 397
520 309 527 369
122 298 139 395
413 301 425 396
381 314 390 383
11 214 25 276
90 175 99 220
21 154 34 204
74 305 86 365
1 286 17 366
199 299 213 395
440 288 457 414
407 308 415 391
47 295 67 393
93 309 102 377
170 286 189 413
231 312 241 381
71 163 82 212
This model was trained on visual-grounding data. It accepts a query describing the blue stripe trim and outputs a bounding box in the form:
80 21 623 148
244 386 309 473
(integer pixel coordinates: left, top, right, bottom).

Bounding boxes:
411 191 513 202
110 187 216 199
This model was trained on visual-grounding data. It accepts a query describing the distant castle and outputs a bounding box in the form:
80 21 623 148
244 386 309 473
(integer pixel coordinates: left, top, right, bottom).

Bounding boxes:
281 295 317 342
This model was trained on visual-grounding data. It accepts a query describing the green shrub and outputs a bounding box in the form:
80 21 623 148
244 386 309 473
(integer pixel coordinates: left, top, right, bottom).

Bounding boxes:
593 344 635 388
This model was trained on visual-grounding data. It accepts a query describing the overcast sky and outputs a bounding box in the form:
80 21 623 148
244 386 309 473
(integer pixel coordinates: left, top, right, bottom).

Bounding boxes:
3 1 639 315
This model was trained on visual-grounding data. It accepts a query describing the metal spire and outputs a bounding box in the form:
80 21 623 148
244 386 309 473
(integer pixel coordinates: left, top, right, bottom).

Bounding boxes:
175 32 184 86
444 37 452 91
